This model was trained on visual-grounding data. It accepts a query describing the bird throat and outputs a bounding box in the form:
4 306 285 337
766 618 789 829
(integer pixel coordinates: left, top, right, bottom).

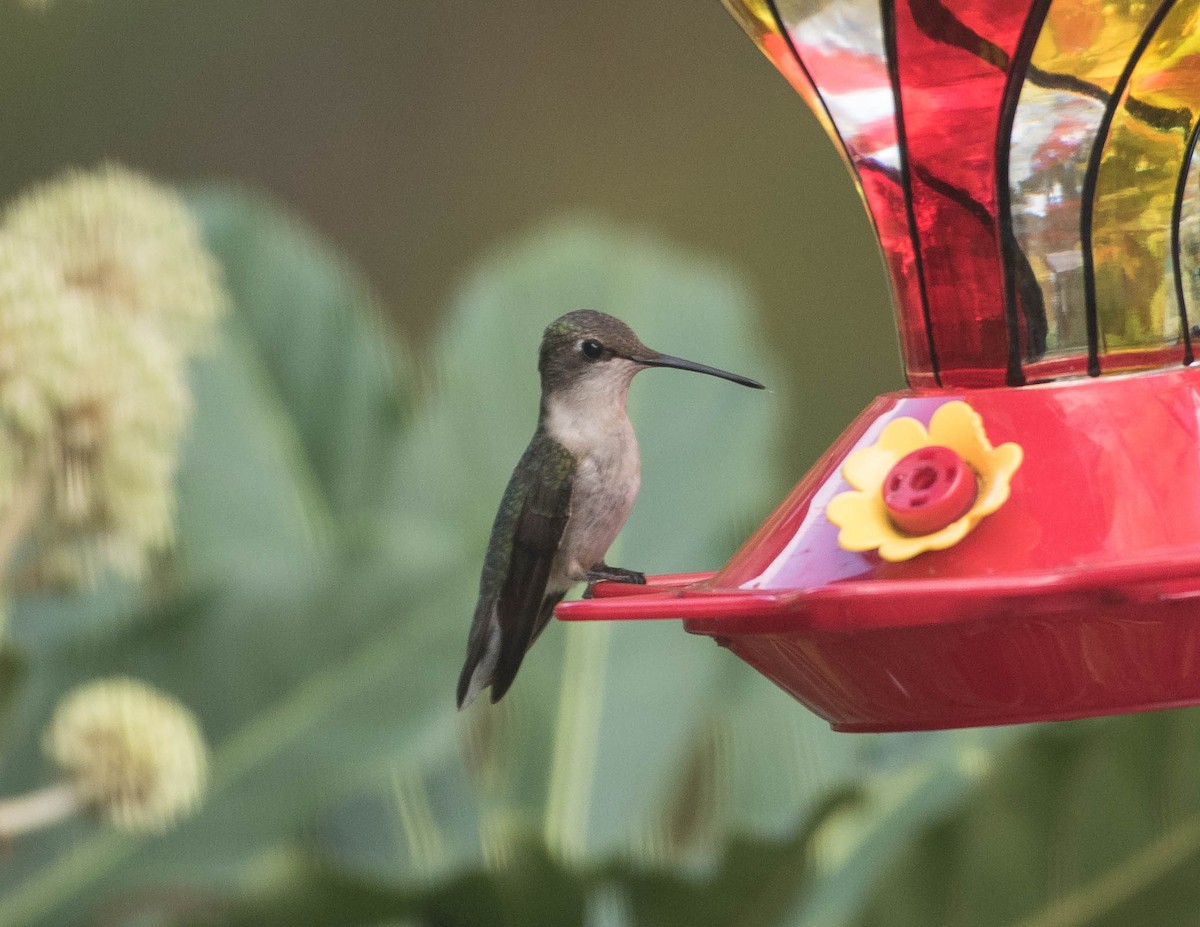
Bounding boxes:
542 378 635 458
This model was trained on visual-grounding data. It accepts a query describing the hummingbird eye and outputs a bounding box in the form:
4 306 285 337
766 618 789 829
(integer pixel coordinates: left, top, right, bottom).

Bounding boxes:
580 339 604 360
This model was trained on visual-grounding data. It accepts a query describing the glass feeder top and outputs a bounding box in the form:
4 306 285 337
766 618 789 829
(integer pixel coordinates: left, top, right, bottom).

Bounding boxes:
728 0 1200 387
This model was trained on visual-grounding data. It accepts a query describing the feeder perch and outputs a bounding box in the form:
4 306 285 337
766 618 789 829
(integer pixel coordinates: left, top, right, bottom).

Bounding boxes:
558 0 1200 732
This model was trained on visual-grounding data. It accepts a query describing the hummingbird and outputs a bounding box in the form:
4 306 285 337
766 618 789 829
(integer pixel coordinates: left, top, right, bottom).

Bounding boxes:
456 309 765 708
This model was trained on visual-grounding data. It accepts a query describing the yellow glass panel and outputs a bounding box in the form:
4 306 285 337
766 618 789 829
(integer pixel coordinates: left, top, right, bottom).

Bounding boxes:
721 0 777 40
1181 147 1200 312
1010 0 1160 360
1092 0 1200 355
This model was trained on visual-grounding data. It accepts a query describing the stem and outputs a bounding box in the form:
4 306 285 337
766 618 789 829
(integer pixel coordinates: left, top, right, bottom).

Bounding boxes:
543 618 611 861
0 783 82 840
1012 812 1200 927
0 453 49 590
0 570 454 925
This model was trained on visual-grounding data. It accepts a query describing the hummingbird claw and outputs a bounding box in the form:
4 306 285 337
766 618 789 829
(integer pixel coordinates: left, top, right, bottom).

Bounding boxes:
584 565 647 589
582 571 645 598
583 568 644 599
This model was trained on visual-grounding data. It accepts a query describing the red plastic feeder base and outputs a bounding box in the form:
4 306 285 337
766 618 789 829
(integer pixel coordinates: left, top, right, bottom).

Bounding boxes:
557 366 1200 732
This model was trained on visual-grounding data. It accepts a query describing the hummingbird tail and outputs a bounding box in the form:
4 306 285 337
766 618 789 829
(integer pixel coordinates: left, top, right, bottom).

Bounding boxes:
458 592 565 708
457 614 500 710
488 592 564 704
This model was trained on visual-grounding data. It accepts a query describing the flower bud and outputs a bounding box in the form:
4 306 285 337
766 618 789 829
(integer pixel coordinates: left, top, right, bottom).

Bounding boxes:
0 164 228 585
44 677 209 833
3 163 228 353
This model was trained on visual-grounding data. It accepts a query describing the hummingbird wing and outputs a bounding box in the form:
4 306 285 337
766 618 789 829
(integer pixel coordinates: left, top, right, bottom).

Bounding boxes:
457 431 575 707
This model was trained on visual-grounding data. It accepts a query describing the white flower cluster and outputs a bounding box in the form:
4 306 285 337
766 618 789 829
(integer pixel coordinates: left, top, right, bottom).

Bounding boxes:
44 677 209 833
0 165 228 586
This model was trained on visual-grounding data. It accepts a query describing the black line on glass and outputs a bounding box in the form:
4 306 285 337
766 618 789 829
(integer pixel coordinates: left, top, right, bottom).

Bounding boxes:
858 158 904 185
1172 118 1200 365
909 161 1047 369
1027 65 1109 103
880 0 940 384
1026 66 1189 132
1126 96 1192 133
1080 0 1177 377
900 160 1048 368
913 163 993 227
995 0 1053 387
908 0 1008 69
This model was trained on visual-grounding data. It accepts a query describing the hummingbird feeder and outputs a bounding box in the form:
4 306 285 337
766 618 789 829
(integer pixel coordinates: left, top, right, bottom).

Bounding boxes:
558 0 1200 732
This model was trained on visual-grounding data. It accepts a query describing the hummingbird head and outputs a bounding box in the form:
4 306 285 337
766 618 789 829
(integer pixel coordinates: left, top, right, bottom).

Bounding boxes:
537 310 765 406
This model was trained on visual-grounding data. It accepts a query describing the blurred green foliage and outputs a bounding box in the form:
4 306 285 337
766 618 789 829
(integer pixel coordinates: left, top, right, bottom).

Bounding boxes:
855 710 1200 927
0 165 1196 927
0 0 905 478
0 188 1004 926
0 2 1193 926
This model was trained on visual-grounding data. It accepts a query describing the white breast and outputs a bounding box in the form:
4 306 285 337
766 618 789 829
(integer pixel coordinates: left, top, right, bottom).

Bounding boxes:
544 385 641 586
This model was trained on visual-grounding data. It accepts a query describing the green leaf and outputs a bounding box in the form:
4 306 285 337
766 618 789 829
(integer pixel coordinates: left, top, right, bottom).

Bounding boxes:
0 187 446 926
613 786 862 927
0 196 1017 927
200 839 586 927
0 552 471 927
0 648 25 756
374 217 786 875
788 727 1014 927
5 185 413 649
187 185 415 536
0 198 789 923
304 217 1011 927
853 710 1200 927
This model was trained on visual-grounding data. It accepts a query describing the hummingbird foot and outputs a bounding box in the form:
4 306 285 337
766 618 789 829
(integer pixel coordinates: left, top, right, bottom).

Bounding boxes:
582 564 646 598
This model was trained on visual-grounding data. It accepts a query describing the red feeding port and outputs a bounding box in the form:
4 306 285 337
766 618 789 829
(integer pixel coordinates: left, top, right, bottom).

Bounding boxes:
883 446 977 536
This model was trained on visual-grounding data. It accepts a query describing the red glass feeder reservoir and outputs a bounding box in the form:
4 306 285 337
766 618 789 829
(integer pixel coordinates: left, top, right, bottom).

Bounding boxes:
558 0 1200 731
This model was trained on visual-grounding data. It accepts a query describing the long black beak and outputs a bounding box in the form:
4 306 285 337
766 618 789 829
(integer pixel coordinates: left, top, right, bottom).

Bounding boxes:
634 352 765 389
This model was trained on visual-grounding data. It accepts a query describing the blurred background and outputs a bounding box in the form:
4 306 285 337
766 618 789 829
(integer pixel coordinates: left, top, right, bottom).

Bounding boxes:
0 0 905 456
2 2 1198 926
